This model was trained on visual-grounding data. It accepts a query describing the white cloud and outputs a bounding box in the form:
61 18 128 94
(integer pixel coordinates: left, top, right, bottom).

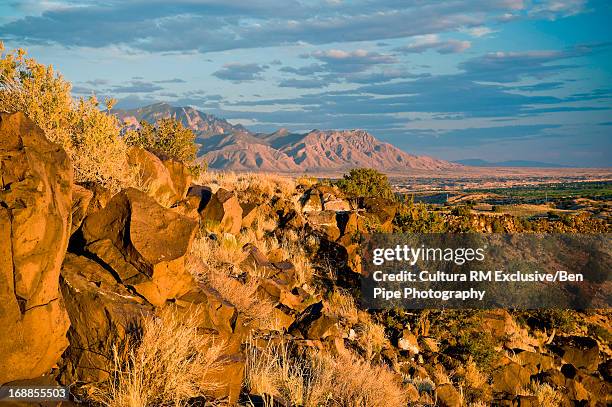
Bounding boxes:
398 34 472 54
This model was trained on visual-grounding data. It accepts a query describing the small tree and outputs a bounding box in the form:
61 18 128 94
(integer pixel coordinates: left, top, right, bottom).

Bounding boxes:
124 118 201 173
336 168 394 199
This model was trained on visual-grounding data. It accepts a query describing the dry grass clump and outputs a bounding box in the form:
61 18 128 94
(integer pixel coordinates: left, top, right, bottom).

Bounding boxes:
187 254 277 329
90 308 227 407
519 382 563 406
461 358 488 389
245 341 407 407
190 234 248 269
324 289 358 324
197 171 296 200
355 314 388 360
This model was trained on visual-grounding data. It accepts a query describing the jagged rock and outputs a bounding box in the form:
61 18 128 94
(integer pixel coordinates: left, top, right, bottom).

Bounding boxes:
300 189 323 212
305 210 341 241
127 146 179 205
70 184 93 234
491 362 532 394
240 202 259 228
436 384 461 407
241 244 278 278
200 188 243 235
162 159 191 200
60 254 152 383
307 314 340 340
172 278 249 404
0 112 71 384
360 197 398 232
515 350 555 373
81 188 198 306
172 184 209 220
558 336 600 371
83 182 112 214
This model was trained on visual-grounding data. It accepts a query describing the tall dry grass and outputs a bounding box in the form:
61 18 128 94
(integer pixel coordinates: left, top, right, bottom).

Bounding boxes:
196 171 296 200
245 341 407 407
90 307 227 407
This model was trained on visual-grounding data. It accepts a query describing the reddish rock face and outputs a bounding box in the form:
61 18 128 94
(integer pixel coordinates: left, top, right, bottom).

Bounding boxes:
60 254 153 383
200 188 243 235
162 158 192 200
81 188 198 306
127 146 181 206
0 112 72 384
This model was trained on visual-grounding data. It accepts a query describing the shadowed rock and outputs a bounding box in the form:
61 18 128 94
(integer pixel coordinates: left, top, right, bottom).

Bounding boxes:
0 112 72 384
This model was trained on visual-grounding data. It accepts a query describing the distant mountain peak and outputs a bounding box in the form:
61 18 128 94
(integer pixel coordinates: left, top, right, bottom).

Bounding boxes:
115 103 460 173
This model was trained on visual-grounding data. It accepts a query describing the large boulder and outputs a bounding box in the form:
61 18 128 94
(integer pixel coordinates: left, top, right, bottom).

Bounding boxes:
127 146 179 206
360 197 398 232
162 159 192 200
200 188 243 235
81 188 198 306
0 112 72 384
60 254 152 383
305 210 341 241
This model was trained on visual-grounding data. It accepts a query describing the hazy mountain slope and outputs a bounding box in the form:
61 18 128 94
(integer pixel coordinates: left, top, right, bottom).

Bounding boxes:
277 130 458 171
116 103 459 172
116 102 248 138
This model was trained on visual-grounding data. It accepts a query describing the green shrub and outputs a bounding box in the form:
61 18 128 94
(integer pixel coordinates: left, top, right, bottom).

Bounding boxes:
451 205 472 217
124 118 199 165
336 168 394 199
393 201 446 233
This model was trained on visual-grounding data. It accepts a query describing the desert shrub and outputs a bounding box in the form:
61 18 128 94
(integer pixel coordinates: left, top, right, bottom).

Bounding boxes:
0 44 133 190
527 309 576 332
124 118 201 173
451 205 472 217
336 168 394 199
393 201 446 233
519 382 563 407
456 330 498 370
90 307 227 407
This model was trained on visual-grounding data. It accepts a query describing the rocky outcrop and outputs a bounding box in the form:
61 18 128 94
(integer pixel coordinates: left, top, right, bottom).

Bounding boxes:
127 146 180 206
200 188 243 234
81 188 198 306
0 112 72 384
60 254 152 383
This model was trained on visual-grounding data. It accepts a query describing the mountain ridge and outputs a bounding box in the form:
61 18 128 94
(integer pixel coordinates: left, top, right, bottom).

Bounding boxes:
115 103 461 173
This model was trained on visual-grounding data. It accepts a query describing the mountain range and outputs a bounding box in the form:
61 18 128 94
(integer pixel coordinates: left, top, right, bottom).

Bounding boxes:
116 103 460 173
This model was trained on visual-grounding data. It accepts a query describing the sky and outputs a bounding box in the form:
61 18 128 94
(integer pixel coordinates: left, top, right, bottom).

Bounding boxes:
1 0 611 166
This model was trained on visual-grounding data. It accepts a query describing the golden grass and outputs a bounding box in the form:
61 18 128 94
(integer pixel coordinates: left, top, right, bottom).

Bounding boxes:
196 171 296 200
355 313 388 360
190 234 247 269
324 289 359 324
245 341 407 407
461 357 489 389
90 307 227 407
187 254 277 329
518 382 563 406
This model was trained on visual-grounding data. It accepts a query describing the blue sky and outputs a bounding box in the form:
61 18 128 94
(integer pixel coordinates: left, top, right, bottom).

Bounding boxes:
1 0 611 166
